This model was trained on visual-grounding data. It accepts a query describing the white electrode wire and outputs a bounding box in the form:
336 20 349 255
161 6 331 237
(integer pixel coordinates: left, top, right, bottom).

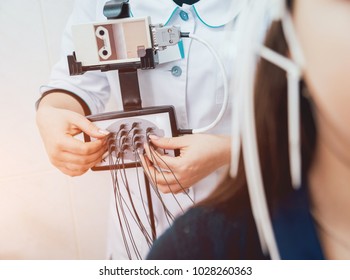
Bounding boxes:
241 55 281 259
240 50 270 257
188 33 229 134
288 72 302 189
282 11 304 190
282 12 305 69
220 1 245 167
229 0 281 259
222 1 250 176
260 46 296 74
259 27 302 190
230 0 268 178
269 0 304 189
230 83 242 178
229 16 245 178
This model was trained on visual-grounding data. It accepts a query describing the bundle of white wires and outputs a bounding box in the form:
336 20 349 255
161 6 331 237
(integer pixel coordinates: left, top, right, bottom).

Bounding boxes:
228 0 305 260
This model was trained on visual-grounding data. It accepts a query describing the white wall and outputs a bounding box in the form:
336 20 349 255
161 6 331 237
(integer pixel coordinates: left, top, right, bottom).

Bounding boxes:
0 0 114 259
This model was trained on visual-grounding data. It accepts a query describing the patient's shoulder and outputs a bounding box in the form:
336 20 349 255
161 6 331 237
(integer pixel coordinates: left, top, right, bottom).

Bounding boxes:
147 196 266 260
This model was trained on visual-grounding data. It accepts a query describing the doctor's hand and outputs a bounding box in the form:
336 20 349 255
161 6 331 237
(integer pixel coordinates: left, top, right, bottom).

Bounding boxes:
36 95 109 176
141 134 231 194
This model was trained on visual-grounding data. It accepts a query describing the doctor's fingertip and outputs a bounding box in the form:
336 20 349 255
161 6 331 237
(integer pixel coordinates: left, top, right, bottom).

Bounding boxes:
98 129 110 136
148 134 160 141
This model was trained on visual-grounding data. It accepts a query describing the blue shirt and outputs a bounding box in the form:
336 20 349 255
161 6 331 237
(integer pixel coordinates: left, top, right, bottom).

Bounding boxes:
272 185 324 259
147 185 324 260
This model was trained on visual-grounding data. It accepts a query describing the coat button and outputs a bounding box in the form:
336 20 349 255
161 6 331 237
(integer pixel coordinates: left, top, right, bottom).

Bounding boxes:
171 66 182 77
179 11 189 21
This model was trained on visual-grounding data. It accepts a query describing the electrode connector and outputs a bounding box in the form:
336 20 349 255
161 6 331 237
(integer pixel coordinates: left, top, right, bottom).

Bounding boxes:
150 24 181 51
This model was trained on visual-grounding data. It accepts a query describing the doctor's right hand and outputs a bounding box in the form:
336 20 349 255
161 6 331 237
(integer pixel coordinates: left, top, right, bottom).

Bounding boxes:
36 94 109 176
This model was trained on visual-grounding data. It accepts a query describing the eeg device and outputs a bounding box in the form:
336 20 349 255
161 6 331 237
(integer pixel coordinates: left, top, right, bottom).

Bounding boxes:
68 0 229 171
85 106 179 171
67 0 184 171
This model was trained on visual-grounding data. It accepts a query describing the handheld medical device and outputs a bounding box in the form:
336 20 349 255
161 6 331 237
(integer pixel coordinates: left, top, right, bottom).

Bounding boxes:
85 106 179 170
68 1 179 170
68 0 229 171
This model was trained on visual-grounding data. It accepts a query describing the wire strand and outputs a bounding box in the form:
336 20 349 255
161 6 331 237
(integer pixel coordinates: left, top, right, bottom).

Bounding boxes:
182 33 229 134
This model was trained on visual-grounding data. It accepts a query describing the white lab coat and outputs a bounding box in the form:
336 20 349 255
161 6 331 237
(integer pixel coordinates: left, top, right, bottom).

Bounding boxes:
41 0 244 259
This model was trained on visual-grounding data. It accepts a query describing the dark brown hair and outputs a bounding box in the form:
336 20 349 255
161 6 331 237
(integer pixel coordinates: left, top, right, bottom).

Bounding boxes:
200 19 317 212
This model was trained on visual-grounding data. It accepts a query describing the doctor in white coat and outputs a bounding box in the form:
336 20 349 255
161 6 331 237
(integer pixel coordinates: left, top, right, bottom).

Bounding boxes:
36 0 244 259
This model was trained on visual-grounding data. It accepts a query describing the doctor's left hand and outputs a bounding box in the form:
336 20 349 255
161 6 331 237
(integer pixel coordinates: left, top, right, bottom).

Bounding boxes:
36 93 109 177
140 134 231 194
